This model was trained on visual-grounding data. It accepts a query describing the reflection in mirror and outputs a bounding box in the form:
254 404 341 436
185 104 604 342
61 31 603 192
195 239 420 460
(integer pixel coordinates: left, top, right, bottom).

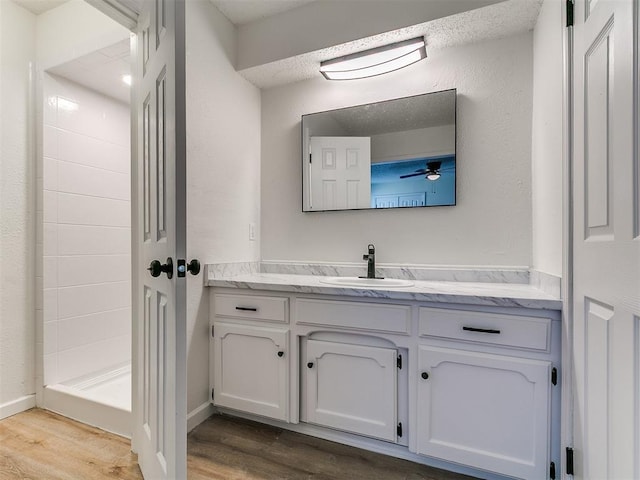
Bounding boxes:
302 89 456 212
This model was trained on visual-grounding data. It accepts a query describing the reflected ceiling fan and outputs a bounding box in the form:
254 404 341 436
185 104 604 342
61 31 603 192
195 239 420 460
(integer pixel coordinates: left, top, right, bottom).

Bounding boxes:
400 161 452 181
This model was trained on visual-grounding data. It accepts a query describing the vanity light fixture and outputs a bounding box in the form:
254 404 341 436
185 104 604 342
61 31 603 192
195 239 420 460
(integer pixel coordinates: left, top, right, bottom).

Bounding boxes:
320 37 427 80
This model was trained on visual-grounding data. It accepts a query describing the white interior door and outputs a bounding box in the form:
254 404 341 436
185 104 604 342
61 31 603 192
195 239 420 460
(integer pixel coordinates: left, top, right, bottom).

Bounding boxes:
309 136 371 210
571 1 639 479
132 0 187 478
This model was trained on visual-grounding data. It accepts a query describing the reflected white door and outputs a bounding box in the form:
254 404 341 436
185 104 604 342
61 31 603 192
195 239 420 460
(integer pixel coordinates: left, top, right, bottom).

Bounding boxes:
132 0 187 478
572 1 639 478
309 137 371 210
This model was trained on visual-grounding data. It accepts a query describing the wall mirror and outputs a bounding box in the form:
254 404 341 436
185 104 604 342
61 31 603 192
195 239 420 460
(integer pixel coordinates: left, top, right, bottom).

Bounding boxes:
302 88 456 212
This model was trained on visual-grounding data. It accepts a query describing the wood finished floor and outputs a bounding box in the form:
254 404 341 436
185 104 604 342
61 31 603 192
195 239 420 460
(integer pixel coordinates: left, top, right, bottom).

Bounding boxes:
0 409 478 480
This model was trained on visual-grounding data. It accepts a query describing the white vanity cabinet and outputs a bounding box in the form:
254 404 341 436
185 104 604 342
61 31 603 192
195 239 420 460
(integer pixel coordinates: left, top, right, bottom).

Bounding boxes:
304 339 398 442
211 293 290 421
416 307 556 480
209 285 561 480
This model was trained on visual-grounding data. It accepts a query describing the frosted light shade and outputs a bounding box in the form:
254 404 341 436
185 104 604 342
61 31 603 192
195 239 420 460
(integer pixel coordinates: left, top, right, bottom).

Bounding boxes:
320 37 426 80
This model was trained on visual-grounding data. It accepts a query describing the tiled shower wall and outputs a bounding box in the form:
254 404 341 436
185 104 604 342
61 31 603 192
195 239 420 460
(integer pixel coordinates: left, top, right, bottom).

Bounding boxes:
42 74 131 385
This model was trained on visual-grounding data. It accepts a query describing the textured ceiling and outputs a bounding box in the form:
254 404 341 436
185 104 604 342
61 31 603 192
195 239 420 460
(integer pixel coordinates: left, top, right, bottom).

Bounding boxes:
12 0 70 14
240 0 543 89
48 39 131 104
319 89 456 136
210 0 316 25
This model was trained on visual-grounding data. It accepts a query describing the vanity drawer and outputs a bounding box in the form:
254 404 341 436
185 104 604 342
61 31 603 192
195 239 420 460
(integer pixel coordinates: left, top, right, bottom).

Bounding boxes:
419 307 551 351
296 298 411 335
214 293 288 323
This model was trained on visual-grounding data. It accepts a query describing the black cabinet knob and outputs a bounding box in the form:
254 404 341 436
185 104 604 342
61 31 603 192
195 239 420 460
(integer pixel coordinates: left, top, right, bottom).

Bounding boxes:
307 362 314 369
421 372 429 380
147 257 173 279
277 351 284 357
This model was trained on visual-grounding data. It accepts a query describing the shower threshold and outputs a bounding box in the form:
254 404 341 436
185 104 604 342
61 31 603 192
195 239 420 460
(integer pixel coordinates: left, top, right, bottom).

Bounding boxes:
44 363 132 438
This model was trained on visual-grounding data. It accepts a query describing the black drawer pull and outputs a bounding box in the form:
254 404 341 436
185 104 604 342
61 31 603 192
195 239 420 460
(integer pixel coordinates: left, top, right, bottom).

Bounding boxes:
235 306 258 312
462 326 501 334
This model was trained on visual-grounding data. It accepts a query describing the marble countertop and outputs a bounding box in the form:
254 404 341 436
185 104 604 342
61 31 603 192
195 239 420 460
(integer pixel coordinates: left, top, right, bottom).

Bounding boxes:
205 272 562 310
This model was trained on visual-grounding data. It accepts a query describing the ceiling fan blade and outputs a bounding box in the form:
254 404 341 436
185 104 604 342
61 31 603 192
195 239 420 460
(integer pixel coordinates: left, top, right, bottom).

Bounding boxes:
400 172 427 179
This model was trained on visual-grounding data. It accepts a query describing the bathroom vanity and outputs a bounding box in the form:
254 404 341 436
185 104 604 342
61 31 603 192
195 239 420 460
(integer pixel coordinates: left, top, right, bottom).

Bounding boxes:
206 271 561 480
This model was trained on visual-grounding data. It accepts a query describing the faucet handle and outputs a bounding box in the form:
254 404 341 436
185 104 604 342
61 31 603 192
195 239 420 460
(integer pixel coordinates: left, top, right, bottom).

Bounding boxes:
363 254 370 260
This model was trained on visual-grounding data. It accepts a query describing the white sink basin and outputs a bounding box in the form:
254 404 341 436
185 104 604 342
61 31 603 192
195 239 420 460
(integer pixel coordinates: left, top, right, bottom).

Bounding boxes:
319 277 414 288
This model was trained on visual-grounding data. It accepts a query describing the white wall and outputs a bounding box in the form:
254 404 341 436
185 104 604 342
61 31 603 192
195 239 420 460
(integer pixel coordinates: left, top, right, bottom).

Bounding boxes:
531 0 563 277
185 0 261 412
261 32 534 266
42 75 130 385
0 0 36 415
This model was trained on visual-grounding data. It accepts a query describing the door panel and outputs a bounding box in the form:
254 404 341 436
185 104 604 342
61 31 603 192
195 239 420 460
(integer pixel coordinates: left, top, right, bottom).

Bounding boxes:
132 0 187 478
310 137 371 210
572 1 639 479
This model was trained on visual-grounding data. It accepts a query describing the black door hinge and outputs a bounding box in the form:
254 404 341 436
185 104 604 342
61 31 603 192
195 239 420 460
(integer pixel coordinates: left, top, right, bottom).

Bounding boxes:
211 325 214 337
397 422 403 438
397 354 402 369
550 461 556 479
309 153 312 164
211 388 215 400
566 447 574 475
566 0 574 27
551 367 558 386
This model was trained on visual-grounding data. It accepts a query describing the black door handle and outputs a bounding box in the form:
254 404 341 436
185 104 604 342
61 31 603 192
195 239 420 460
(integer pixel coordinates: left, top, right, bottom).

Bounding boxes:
187 259 201 275
147 257 173 279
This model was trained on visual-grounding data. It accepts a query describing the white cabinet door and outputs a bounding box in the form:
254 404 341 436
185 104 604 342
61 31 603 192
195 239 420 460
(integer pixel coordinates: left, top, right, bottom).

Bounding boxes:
417 346 551 480
305 339 397 442
213 323 289 421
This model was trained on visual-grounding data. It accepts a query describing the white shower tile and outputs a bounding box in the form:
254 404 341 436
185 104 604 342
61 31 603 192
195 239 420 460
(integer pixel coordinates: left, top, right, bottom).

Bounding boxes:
57 308 130 351
43 157 58 191
43 257 58 289
58 193 130 227
58 281 130 319
43 223 58 256
58 255 131 287
58 129 130 174
43 126 58 157
43 190 57 223
43 93 57 126
44 353 58 385
36 283 44 309
57 334 131 383
43 288 58 322
57 161 129 200
58 225 130 255
44 322 58 355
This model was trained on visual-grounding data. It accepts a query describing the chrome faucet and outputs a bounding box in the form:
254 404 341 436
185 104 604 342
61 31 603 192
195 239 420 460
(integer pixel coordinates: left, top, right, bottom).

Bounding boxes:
360 244 383 279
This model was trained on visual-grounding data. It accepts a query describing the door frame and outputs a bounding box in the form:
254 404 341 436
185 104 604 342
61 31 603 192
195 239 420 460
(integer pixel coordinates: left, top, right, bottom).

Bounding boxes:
561 2 574 478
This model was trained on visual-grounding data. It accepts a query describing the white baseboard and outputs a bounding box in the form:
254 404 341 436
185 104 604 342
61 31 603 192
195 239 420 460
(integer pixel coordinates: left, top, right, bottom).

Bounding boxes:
0 395 36 420
187 402 215 432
